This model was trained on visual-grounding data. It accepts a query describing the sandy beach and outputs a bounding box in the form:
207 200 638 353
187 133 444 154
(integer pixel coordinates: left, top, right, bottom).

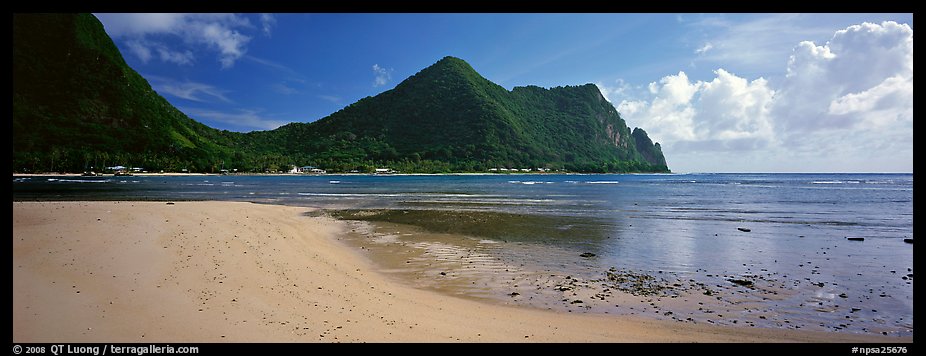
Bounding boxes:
12 201 907 342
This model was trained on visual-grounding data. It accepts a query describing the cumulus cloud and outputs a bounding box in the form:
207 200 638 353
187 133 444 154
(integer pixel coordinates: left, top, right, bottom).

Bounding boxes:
599 21 912 172
372 64 393 87
773 21 913 134
96 13 255 68
604 69 774 152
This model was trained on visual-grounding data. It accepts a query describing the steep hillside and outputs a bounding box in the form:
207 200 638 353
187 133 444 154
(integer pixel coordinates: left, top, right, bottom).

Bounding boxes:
13 13 245 173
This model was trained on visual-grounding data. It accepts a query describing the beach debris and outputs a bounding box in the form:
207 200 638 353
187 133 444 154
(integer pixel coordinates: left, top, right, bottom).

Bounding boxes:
580 252 596 258
166 202 175 205
846 237 865 241
509 292 520 297
903 238 913 244
737 227 751 232
601 268 673 297
838 293 848 299
728 279 754 288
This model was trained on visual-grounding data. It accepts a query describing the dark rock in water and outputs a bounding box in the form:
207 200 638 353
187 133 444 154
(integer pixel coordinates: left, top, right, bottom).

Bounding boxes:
838 293 848 298
729 279 754 287
737 227 751 232
904 238 913 244
846 237 865 241
580 252 596 258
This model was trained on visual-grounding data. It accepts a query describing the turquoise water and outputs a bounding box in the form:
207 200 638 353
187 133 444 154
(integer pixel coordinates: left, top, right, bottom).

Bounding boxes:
14 173 914 336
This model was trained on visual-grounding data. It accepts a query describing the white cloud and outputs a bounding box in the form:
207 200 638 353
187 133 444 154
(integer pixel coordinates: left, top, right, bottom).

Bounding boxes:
616 99 646 117
243 55 306 80
372 64 393 87
683 14 853 76
694 42 713 55
773 21 913 133
96 13 254 68
156 47 195 66
145 75 233 103
595 79 632 103
125 40 152 63
197 21 250 68
599 21 912 172
259 13 276 37
613 69 773 150
95 13 189 36
826 74 912 128
182 108 288 131
126 40 194 65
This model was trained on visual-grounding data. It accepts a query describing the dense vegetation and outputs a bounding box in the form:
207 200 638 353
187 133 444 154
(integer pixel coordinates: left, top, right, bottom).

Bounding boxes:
13 13 669 174
13 13 246 173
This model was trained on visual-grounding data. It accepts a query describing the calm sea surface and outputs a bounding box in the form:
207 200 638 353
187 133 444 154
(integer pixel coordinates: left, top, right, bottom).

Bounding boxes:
13 173 913 336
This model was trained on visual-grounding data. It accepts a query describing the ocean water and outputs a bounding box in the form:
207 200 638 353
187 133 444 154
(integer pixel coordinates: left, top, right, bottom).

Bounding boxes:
13 173 914 336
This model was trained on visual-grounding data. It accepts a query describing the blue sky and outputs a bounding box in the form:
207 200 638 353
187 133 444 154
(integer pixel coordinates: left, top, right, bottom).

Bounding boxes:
95 13 913 173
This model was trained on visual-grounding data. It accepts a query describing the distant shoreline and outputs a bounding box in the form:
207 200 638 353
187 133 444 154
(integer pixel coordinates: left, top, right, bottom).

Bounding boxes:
12 172 678 178
13 172 910 178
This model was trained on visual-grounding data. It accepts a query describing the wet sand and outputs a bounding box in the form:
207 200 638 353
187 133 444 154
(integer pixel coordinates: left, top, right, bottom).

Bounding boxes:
333 209 914 337
13 201 906 342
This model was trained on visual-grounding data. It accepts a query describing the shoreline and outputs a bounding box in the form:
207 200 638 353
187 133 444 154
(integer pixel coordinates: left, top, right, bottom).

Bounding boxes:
12 172 679 178
13 201 910 343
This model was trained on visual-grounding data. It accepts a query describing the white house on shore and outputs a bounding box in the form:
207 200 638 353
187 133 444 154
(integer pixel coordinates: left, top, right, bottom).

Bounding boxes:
293 165 326 174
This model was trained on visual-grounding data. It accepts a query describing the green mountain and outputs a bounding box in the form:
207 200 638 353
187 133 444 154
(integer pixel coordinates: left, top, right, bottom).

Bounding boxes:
241 56 669 172
13 13 244 173
13 13 669 174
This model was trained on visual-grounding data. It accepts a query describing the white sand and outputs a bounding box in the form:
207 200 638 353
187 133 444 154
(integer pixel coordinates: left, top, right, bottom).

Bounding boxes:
12 201 907 342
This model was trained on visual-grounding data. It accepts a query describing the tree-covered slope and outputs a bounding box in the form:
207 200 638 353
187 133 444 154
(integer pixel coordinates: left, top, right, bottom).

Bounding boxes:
13 13 245 173
243 56 670 173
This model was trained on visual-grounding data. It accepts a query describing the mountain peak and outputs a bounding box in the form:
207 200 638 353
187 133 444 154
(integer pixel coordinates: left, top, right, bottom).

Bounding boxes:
394 56 495 94
436 55 467 64
416 56 480 77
